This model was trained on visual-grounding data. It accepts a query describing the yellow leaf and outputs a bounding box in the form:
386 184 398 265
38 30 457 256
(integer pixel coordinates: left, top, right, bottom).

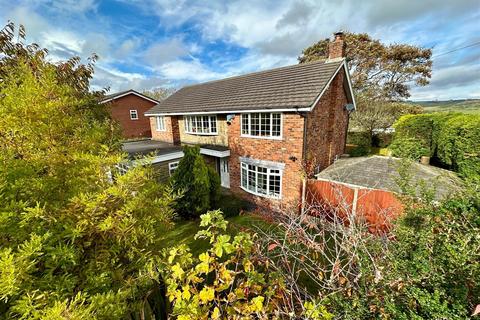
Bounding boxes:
199 287 215 304
250 296 264 312
211 307 221 319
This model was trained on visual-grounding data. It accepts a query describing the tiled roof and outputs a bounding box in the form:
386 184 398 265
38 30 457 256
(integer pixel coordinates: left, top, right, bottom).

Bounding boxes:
146 59 346 115
316 156 462 200
100 89 159 104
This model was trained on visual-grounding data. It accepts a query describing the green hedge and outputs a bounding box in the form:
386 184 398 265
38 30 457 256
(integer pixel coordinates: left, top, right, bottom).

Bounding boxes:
390 112 480 181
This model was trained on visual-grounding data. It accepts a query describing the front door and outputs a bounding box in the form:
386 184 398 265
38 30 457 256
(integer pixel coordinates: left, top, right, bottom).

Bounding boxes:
220 158 230 188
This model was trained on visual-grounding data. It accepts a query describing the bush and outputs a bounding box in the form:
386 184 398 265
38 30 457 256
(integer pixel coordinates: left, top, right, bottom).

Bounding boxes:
171 146 211 218
347 132 371 156
391 113 480 180
389 137 429 160
207 165 221 208
161 210 333 319
436 114 480 182
327 191 480 318
171 146 225 218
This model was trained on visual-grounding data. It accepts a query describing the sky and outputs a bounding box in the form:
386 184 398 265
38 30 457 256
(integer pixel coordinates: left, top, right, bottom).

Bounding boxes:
1 0 479 101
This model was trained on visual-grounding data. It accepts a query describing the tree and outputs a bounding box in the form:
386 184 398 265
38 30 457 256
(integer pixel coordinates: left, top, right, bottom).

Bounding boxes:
142 87 176 101
350 99 423 142
171 146 221 218
299 32 432 101
0 23 175 319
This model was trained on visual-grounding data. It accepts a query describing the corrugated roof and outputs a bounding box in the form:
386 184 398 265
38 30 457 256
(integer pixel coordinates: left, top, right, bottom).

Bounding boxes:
146 59 346 115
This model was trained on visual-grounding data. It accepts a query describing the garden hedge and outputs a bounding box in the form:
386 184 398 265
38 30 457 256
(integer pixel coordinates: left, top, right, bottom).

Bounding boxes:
390 112 480 181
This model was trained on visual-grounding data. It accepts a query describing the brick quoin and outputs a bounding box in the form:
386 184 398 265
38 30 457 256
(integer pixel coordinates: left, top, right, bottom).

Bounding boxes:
228 70 349 209
305 70 349 171
107 94 156 138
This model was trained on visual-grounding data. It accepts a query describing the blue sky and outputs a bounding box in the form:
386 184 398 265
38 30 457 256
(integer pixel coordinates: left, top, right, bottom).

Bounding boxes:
1 0 479 100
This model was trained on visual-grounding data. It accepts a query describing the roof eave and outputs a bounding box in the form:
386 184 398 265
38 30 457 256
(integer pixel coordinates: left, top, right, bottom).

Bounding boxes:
100 90 159 104
145 106 311 117
307 59 356 112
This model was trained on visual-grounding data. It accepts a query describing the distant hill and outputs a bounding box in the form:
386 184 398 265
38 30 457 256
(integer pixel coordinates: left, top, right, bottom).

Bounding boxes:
408 99 480 114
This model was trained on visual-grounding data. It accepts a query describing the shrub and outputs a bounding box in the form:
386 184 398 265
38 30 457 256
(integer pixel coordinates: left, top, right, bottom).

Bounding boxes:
207 165 221 208
171 146 211 218
327 191 480 318
161 210 333 319
391 112 480 180
436 114 480 182
346 131 371 156
171 146 225 218
389 137 429 160
391 114 435 158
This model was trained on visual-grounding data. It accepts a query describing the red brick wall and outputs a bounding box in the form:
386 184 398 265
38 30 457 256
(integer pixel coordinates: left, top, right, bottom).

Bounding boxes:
150 116 180 144
305 68 349 171
227 113 305 209
106 94 156 139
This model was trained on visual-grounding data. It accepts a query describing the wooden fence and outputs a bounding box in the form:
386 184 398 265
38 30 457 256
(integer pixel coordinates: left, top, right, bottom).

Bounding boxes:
305 179 403 234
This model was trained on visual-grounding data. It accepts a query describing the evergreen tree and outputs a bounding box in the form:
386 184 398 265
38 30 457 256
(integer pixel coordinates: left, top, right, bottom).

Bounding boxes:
171 146 215 218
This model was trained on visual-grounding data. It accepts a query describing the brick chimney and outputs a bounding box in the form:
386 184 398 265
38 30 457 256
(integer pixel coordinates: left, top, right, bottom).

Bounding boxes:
328 32 346 60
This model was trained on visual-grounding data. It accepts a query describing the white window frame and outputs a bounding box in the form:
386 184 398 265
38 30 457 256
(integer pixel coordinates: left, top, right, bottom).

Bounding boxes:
240 113 282 140
155 116 166 131
240 161 282 199
168 161 179 176
184 115 218 135
130 109 138 120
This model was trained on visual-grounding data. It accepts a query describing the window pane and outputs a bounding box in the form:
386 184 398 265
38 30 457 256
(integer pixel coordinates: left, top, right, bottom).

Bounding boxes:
210 116 217 133
257 167 268 195
248 166 256 192
251 113 260 136
272 113 281 136
260 113 269 136
269 174 281 197
241 114 249 134
241 166 247 188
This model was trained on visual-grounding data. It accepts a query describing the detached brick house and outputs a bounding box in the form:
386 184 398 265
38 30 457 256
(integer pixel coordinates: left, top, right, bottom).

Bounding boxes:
126 33 355 207
100 90 159 139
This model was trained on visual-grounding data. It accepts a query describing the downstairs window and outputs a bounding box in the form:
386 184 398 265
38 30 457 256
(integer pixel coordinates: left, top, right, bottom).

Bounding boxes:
240 162 282 199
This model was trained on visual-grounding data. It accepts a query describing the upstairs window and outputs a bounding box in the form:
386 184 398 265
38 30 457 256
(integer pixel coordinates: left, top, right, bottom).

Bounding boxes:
185 115 217 135
130 109 138 120
241 113 281 138
155 116 166 131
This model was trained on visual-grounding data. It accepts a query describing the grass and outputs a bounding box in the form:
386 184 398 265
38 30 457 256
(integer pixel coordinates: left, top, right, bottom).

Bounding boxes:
155 213 269 256
411 99 480 114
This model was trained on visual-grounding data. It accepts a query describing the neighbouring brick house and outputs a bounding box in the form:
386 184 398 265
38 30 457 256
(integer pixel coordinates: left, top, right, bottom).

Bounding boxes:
100 89 159 139
126 33 355 208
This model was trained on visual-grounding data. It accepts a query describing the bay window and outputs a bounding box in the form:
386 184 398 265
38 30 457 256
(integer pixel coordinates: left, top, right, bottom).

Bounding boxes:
185 115 218 135
240 162 282 198
241 113 281 138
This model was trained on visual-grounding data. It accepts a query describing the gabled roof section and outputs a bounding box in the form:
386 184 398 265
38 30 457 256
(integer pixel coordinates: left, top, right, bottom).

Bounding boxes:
145 59 355 116
100 89 159 104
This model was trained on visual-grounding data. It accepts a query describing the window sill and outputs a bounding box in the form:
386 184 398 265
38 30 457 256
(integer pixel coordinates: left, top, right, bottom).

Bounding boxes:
185 132 218 136
240 134 283 140
155 129 167 132
240 186 281 200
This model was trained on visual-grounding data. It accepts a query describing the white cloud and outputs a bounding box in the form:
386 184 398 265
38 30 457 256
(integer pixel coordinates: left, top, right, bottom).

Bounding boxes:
157 59 224 82
143 38 190 66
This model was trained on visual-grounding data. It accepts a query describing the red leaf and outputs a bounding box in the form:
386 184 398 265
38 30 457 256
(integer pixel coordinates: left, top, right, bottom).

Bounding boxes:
472 304 480 316
268 243 278 251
